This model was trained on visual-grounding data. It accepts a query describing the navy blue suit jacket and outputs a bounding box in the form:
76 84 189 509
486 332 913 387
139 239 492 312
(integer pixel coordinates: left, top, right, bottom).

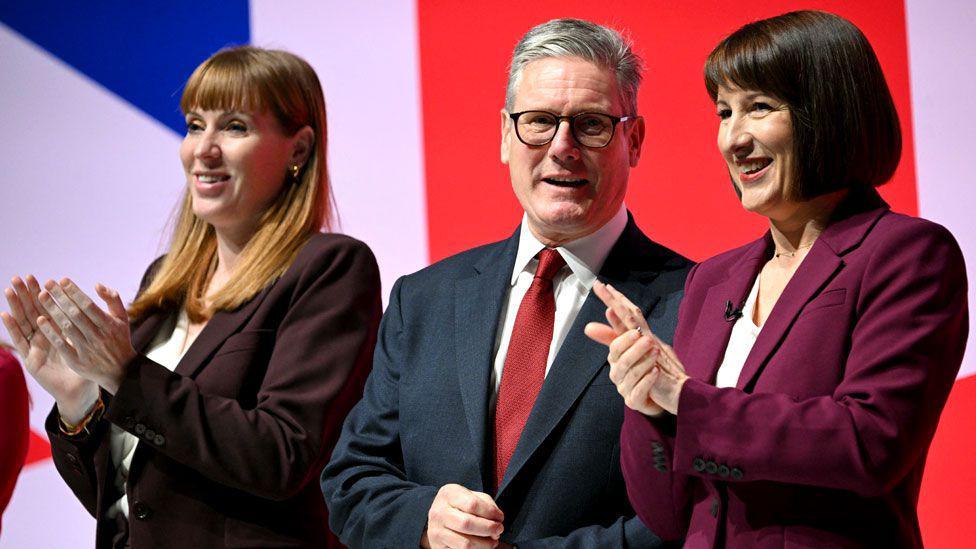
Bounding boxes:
322 217 691 547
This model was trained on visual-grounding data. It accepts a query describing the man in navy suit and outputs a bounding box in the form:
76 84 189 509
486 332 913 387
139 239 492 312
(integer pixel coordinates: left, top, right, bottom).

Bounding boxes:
322 18 691 548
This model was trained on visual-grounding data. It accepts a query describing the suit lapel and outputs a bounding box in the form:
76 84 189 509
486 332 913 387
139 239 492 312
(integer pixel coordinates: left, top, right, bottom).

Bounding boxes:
496 219 662 496
174 283 274 378
735 241 842 390
455 232 519 490
688 239 766 383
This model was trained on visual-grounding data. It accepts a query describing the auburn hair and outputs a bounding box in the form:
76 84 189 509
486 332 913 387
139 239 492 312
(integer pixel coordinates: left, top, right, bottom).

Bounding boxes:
129 46 333 322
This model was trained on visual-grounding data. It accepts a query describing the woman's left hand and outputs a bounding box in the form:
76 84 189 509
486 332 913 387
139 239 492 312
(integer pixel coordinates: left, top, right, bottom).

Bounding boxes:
36 279 136 394
584 281 689 415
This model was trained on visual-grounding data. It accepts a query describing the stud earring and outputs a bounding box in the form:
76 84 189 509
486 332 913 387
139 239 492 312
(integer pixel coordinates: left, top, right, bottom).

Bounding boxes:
290 164 301 181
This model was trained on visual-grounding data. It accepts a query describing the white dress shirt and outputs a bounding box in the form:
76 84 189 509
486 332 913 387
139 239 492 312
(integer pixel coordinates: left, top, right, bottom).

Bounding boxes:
106 309 196 519
490 205 628 408
715 274 762 388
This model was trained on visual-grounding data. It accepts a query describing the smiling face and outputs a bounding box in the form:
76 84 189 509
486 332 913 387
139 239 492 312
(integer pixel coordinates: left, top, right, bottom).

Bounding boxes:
501 57 644 246
715 84 798 221
179 108 307 243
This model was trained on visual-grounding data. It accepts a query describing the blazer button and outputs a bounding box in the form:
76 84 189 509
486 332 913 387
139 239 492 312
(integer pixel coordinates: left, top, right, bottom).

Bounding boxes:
654 463 668 473
122 416 135 429
153 434 165 446
65 454 78 464
693 458 706 472
705 461 718 474
718 465 730 477
134 423 146 435
145 429 156 441
132 501 152 520
731 467 744 480
652 441 663 450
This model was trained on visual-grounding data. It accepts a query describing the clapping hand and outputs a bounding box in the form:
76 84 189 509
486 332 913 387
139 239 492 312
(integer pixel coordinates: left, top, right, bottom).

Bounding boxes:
32 278 136 396
584 281 689 416
2 276 99 422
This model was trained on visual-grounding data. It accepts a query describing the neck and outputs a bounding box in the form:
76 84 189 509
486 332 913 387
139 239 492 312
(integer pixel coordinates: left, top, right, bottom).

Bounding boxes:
211 227 254 288
768 189 847 254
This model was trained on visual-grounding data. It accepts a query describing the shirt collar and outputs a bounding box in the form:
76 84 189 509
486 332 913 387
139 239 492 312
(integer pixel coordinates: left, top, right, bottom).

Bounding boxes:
511 204 628 289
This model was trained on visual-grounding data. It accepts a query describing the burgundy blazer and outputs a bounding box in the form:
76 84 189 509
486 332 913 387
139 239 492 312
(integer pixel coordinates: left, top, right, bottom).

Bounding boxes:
0 348 30 537
621 192 968 548
45 233 382 548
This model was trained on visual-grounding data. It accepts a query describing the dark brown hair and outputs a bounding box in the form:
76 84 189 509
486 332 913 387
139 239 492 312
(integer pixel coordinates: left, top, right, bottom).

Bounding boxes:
705 10 901 200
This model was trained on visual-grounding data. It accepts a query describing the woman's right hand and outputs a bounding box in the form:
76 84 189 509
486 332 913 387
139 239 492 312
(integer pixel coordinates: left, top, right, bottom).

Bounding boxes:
2 275 99 423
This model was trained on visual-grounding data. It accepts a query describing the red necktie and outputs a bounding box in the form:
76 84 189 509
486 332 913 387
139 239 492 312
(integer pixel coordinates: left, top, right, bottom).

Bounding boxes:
493 248 566 492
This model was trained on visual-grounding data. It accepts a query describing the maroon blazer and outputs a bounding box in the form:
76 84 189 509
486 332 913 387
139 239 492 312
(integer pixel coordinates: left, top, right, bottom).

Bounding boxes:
0 348 30 537
621 192 968 548
45 233 382 548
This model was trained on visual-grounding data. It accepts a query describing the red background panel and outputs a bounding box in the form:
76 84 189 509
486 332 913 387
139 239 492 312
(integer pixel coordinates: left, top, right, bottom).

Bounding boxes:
417 0 917 263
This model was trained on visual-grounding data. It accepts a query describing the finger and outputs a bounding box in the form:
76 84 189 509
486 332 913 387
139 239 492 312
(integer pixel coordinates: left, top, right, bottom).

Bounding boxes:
607 329 643 364
36 316 78 362
437 528 499 549
46 282 101 343
0 312 31 357
604 284 650 333
39 289 90 351
448 489 504 521
605 307 628 335
584 322 616 346
60 278 111 328
619 347 659 397
442 507 504 538
591 280 614 308
16 276 45 325
608 333 652 385
96 284 128 322
631 367 663 409
4 286 34 335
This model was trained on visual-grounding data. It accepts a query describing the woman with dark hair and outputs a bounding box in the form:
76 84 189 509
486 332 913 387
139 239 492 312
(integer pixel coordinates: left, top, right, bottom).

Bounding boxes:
0 345 29 538
585 10 967 547
1 46 381 548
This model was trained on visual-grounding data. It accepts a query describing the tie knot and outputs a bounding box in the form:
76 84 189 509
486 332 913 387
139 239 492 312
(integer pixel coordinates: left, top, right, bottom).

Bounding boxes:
534 248 566 281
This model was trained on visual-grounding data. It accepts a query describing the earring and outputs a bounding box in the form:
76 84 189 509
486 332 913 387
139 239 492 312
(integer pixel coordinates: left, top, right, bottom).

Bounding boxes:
290 164 301 180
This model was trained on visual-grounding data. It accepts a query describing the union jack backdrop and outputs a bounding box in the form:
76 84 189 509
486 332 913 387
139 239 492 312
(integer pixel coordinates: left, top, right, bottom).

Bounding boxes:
1 1 973 546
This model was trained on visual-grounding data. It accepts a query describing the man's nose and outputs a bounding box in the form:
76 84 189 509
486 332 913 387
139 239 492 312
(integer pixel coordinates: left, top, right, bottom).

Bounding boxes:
548 119 580 161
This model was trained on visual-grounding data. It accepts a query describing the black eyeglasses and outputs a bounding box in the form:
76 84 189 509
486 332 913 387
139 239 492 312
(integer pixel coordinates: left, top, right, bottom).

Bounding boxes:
508 110 635 148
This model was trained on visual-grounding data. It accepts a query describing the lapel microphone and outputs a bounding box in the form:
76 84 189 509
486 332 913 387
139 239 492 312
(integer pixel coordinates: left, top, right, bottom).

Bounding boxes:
724 299 745 322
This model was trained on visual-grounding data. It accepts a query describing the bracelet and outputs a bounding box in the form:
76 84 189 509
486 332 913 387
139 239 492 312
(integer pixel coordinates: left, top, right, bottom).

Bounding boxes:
58 395 105 438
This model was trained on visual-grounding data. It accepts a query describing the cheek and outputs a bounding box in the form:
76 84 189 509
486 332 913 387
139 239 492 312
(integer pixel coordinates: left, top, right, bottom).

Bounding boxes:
179 140 195 170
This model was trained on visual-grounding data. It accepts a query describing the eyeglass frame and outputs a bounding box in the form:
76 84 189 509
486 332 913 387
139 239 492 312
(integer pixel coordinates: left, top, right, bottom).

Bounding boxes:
507 110 637 149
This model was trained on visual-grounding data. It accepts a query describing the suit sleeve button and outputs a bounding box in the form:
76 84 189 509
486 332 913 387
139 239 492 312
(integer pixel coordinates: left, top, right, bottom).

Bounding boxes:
654 463 668 472
718 465 730 477
705 461 718 474
731 467 744 480
144 429 156 440
154 434 165 446
693 458 705 472
134 423 146 435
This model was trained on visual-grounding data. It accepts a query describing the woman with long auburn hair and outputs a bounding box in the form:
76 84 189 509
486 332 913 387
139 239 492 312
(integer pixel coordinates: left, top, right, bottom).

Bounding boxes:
2 46 381 548
0 343 29 539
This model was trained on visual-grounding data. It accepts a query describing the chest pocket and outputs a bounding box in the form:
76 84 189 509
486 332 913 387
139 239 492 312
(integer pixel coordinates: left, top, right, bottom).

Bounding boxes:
198 329 277 401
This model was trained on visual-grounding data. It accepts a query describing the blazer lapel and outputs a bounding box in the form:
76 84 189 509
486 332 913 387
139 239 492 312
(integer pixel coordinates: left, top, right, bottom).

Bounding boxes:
497 219 661 496
688 239 766 383
455 232 520 491
735 198 888 391
174 284 274 378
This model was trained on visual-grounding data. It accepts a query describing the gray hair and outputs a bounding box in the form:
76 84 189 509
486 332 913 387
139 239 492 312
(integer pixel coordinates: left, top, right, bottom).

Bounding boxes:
505 18 643 116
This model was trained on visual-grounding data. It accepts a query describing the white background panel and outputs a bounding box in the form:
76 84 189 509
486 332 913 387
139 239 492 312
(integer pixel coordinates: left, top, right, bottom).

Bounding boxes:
905 0 976 378
0 22 184 547
250 0 429 297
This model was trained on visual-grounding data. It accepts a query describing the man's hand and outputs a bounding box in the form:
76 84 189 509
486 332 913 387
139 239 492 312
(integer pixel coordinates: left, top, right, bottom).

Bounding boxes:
421 484 504 548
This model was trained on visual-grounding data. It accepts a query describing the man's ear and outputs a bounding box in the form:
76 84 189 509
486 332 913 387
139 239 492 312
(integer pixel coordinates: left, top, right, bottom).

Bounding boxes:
628 116 646 168
500 109 512 165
